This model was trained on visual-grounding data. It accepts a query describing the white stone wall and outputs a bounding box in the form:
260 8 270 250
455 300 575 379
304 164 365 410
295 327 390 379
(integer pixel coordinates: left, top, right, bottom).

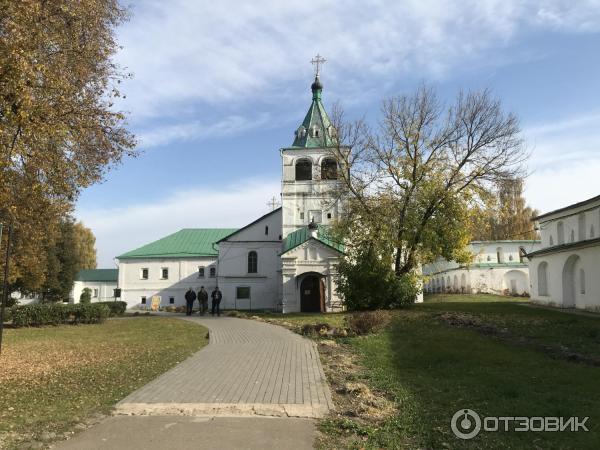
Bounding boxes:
424 266 530 295
71 280 117 303
529 198 600 310
529 246 600 310
117 257 218 309
217 241 282 311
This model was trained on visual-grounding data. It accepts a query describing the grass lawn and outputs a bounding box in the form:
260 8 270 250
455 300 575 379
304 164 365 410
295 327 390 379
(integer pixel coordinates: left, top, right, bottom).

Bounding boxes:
0 317 207 449
262 296 600 449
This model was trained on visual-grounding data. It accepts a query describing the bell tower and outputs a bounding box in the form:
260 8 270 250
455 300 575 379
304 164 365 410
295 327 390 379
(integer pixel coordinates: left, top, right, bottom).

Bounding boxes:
280 56 346 239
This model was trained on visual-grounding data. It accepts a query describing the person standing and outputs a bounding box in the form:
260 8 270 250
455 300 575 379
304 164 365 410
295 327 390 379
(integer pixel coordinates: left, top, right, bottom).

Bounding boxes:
197 286 208 316
184 287 196 316
211 286 222 317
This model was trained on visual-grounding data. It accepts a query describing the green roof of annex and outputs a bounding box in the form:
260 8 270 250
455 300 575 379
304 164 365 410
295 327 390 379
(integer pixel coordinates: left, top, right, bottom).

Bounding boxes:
117 228 237 259
282 224 344 254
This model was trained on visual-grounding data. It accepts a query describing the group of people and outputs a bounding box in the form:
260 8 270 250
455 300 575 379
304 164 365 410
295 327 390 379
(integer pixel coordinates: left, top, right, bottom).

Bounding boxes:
184 286 223 317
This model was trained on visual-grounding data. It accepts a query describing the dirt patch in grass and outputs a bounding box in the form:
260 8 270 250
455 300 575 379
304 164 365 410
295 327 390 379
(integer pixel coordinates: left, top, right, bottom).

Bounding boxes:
316 339 398 449
437 311 600 367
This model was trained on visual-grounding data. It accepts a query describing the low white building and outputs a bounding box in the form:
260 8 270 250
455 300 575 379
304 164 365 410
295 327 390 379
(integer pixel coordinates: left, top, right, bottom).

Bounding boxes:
423 240 541 296
528 194 600 310
70 269 118 303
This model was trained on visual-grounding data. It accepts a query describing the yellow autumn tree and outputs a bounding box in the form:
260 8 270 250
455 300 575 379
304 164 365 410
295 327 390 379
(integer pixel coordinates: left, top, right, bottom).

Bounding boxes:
0 0 135 289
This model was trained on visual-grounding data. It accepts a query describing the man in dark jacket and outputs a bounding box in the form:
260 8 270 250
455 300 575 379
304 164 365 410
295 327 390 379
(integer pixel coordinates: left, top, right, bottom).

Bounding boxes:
184 287 196 316
197 286 208 316
211 286 222 317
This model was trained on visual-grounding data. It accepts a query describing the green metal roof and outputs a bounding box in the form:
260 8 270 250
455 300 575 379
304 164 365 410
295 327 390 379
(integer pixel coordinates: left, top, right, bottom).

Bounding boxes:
117 229 237 259
282 225 344 255
290 76 337 148
75 269 118 282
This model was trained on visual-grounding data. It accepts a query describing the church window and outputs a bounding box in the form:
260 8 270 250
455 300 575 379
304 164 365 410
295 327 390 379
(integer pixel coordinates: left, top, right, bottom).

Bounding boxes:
141 296 147 305
537 262 548 296
321 158 338 180
169 296 175 304
487 255 491 261
248 251 258 274
141 268 149 280
578 213 586 240
570 229 575 242
295 159 312 181
161 268 169 279
519 247 526 263
496 247 504 263
278 234 282 240
310 210 322 223
557 221 565 244
209 267 216 278
549 235 554 246
93 288 98 298
265 225 269 236
580 269 586 294
236 286 250 299
315 129 320 137
198 267 205 278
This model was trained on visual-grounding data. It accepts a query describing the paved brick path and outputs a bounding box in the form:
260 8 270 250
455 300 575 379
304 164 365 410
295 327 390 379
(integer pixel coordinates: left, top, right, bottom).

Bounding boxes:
115 316 333 418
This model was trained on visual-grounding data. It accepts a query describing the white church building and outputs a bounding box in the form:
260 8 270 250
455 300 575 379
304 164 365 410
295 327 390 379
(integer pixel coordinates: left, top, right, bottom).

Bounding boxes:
116 73 346 313
528 194 600 310
423 240 541 296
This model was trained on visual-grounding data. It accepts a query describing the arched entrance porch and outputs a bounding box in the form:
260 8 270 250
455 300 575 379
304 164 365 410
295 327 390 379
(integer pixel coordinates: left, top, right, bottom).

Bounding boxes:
298 272 326 312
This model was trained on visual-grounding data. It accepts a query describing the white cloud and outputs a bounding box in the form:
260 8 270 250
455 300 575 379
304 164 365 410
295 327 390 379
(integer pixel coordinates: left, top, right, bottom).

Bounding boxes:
116 0 600 123
524 111 600 213
76 179 281 267
137 113 272 148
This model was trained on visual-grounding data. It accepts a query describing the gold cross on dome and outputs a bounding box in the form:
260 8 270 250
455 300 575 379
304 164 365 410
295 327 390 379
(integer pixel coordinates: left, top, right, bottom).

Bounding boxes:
310 54 326 77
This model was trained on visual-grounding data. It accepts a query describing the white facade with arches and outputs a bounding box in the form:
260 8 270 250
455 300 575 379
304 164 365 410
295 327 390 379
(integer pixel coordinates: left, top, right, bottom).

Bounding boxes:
529 194 600 310
423 240 541 296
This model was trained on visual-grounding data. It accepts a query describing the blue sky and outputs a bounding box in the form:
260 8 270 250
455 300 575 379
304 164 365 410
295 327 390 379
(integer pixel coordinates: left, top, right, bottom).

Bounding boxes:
75 0 600 267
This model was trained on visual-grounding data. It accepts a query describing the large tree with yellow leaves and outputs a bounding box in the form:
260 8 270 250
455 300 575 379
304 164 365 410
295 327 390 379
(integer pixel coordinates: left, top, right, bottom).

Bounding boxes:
0 0 135 289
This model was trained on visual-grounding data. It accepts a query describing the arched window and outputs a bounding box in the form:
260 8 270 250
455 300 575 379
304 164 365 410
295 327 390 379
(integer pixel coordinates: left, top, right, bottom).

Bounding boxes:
578 213 586 241
570 229 575 242
496 247 504 263
265 225 269 236
557 221 565 244
538 262 548 296
519 247 526 263
580 269 586 295
321 158 338 180
295 159 312 181
549 235 554 246
247 251 258 273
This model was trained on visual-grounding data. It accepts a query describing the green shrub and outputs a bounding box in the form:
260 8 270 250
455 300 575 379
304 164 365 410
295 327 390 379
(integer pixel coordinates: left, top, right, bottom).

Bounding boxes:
10 303 109 327
337 248 420 310
80 288 92 304
344 311 390 336
95 301 127 317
